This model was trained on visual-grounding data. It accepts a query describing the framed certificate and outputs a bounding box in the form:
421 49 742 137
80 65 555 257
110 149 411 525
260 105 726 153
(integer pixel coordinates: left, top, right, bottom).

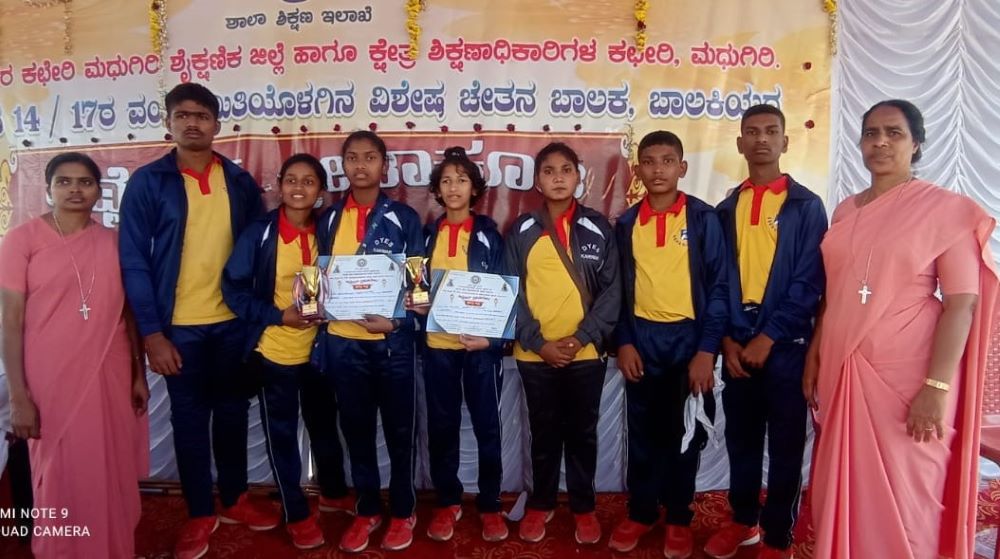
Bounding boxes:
425 270 519 339
318 254 407 320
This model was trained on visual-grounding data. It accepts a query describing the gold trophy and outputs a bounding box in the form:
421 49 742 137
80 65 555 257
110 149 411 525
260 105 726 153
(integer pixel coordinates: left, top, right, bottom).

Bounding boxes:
405 256 431 306
294 265 323 318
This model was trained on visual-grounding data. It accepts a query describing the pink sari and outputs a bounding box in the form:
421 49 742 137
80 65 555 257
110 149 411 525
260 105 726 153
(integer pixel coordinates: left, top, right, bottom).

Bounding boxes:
811 181 999 559
0 218 148 559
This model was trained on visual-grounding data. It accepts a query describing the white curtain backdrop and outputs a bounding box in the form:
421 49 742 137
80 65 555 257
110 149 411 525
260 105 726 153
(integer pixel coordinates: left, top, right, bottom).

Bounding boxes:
142 0 1000 496
831 0 1000 257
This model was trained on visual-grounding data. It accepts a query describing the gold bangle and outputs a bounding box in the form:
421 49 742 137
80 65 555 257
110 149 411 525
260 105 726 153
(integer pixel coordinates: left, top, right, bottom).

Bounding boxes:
924 378 950 392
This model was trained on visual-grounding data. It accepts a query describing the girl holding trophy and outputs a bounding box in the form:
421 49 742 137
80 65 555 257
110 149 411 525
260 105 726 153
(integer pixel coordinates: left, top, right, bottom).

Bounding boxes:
222 153 353 550
413 147 509 543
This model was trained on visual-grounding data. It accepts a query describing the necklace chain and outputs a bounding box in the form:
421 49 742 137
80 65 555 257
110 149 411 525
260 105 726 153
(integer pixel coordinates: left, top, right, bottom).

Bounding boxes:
52 212 96 320
848 177 913 305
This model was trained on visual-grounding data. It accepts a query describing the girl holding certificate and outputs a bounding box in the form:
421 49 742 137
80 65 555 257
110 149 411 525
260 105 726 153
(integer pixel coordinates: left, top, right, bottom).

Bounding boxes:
504 142 621 545
415 147 508 543
222 153 353 550
314 131 425 553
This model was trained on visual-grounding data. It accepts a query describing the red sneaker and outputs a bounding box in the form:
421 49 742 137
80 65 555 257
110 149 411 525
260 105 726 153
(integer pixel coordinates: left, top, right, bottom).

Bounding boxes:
286 515 325 550
219 494 280 531
426 505 462 541
757 544 794 559
574 512 602 545
481 512 509 542
704 523 761 559
518 509 554 543
664 524 694 559
381 515 417 551
318 494 356 515
608 518 652 553
339 515 382 553
174 516 219 559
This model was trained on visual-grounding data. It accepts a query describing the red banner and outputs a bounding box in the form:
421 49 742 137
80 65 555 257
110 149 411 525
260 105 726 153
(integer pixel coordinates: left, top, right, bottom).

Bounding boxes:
8 132 632 233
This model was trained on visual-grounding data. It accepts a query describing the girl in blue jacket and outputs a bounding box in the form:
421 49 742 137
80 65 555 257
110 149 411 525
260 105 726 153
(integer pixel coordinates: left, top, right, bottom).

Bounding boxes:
222 154 352 551
416 147 508 543
313 131 425 553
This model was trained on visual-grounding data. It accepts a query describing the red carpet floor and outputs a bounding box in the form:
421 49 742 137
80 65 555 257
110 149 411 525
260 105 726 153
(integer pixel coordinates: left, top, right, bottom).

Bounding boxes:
2 484 999 558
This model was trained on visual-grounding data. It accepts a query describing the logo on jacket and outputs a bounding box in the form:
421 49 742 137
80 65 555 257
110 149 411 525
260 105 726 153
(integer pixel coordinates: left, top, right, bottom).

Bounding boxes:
579 242 601 261
372 237 395 251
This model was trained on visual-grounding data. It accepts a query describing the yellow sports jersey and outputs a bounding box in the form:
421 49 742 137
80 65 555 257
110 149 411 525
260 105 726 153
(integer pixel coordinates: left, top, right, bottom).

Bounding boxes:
514 208 598 362
172 160 237 325
736 175 788 304
633 193 694 322
327 196 384 340
256 217 319 365
427 218 472 350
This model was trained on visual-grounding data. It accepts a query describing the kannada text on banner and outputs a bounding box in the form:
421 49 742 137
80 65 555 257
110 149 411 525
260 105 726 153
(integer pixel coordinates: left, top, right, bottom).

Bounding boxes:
0 0 831 236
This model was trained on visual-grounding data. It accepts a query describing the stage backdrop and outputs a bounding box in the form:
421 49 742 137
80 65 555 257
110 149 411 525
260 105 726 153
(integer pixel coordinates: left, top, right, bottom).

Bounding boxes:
0 0 830 492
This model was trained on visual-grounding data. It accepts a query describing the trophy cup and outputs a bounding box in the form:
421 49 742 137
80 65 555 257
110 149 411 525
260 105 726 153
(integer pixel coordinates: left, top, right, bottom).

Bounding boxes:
293 264 323 318
405 256 431 306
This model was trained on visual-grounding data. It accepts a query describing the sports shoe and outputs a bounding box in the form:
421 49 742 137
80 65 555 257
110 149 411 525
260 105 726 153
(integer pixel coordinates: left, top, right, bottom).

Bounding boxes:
663 524 694 559
704 522 761 559
427 505 462 541
381 515 417 551
608 518 653 553
574 512 602 544
339 515 382 553
757 543 794 559
174 516 219 559
481 512 509 542
318 494 357 514
518 509 554 543
219 494 280 531
287 515 325 550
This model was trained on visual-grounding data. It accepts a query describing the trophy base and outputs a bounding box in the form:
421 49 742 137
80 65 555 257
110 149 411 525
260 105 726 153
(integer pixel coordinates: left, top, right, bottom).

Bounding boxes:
411 290 431 306
300 301 319 317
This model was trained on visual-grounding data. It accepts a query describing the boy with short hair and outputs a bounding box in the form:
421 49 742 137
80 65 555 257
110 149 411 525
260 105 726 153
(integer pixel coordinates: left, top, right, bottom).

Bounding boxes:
608 131 728 558
705 105 826 559
119 82 273 559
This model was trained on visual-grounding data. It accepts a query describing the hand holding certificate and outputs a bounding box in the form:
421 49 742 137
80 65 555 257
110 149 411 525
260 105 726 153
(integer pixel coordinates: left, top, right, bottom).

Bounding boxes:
425 270 519 339
319 254 408 320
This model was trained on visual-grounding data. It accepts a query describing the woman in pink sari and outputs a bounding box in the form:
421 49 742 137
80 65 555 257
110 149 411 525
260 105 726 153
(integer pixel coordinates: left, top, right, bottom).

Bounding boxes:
0 153 150 558
806 100 999 559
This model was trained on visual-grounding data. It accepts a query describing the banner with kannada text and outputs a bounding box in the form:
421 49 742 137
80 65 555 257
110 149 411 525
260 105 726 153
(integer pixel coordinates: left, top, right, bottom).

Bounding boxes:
0 0 831 236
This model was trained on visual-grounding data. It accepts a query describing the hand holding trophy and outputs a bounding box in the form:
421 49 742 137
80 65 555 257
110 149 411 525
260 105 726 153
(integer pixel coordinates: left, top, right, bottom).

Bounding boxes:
293 264 324 320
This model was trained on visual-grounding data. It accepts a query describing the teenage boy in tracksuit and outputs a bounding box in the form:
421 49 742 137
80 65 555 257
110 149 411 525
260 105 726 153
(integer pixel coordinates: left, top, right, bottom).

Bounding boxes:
608 131 728 559
118 82 272 559
704 104 827 559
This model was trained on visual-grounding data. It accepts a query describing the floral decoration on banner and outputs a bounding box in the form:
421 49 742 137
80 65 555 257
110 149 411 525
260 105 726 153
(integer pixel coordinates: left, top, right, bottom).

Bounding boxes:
634 0 648 50
822 0 837 54
149 0 168 99
23 0 73 54
0 160 13 237
405 0 425 60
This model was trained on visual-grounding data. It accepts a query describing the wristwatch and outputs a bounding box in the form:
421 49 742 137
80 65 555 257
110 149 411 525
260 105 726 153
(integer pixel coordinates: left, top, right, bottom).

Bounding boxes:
390 318 401 331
